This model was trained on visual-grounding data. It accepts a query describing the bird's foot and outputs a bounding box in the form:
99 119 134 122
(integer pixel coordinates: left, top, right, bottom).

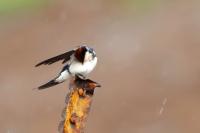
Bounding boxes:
76 74 86 80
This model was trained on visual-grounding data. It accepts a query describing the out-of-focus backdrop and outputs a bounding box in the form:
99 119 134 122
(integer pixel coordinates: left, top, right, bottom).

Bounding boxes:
0 0 200 133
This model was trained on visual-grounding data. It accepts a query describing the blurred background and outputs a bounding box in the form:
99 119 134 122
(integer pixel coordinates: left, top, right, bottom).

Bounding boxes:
0 0 200 133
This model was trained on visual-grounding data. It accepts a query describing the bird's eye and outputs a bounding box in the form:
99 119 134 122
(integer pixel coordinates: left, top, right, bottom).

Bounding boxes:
90 49 96 58
89 48 94 53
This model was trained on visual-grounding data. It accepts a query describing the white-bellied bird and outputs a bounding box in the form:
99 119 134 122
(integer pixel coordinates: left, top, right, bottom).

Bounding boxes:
35 45 97 90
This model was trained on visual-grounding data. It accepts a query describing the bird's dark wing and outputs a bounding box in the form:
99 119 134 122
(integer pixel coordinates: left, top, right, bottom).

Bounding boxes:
35 50 75 67
37 79 60 90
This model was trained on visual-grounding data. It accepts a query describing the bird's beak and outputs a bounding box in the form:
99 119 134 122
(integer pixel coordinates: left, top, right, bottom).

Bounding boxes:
92 52 96 58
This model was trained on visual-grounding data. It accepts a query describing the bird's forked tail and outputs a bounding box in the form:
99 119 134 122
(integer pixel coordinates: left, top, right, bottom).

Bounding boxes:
37 79 61 90
36 68 70 90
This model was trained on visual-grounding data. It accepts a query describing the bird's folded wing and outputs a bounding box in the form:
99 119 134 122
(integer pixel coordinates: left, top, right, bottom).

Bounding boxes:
35 50 75 67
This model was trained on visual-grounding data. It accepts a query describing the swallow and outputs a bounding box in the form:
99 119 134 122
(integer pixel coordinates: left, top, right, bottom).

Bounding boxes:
35 45 97 90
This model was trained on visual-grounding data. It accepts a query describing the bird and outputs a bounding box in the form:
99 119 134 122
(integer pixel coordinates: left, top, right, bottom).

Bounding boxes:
35 45 97 90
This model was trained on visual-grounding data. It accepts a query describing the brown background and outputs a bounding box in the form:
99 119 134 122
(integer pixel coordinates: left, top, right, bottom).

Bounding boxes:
0 0 200 133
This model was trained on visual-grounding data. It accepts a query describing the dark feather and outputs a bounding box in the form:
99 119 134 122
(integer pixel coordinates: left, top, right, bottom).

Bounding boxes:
74 47 87 63
35 50 75 67
38 79 60 90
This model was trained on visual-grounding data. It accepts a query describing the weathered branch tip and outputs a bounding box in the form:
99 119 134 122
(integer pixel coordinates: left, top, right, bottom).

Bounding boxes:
59 77 100 133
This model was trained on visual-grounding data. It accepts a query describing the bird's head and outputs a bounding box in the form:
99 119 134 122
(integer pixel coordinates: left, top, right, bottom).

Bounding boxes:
75 45 96 64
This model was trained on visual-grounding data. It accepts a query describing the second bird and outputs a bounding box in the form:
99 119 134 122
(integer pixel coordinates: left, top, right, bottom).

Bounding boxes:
35 45 97 90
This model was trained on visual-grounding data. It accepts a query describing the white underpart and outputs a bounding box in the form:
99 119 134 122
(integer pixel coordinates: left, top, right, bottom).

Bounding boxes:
55 52 97 82
55 70 70 83
84 51 93 62
69 54 97 77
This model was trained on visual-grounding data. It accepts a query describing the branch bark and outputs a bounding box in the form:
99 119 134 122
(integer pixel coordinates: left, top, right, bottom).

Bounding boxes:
59 77 100 133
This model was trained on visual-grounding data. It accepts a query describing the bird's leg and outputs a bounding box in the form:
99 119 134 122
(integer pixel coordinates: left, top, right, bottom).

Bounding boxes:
76 74 86 79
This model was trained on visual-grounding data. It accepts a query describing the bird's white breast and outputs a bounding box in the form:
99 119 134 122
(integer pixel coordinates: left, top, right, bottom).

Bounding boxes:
69 57 97 76
84 57 97 74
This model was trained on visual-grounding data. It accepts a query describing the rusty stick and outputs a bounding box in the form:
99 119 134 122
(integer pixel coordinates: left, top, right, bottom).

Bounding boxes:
59 77 100 133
